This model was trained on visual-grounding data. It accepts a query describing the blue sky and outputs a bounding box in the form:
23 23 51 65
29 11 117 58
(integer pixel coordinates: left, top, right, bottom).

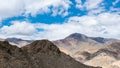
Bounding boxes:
0 0 120 40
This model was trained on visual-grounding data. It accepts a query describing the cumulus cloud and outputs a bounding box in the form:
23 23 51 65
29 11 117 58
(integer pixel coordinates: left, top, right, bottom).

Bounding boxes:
84 0 103 10
0 0 118 22
0 0 24 21
75 0 83 9
0 0 120 40
67 13 120 39
24 0 71 16
75 0 105 15
0 12 120 40
0 21 81 40
0 0 71 22
35 13 120 40
0 21 37 39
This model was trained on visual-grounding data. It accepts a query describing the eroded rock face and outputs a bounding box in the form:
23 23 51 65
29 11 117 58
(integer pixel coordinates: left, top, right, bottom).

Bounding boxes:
0 40 101 68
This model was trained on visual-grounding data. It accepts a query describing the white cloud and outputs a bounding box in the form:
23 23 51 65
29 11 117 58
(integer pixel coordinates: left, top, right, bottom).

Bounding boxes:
0 21 37 39
76 0 103 10
1 12 120 40
87 7 105 15
0 0 71 22
34 22 82 40
75 0 105 15
0 0 24 21
24 0 71 16
75 0 83 9
84 0 103 10
66 13 120 39
35 12 120 40
97 13 120 25
0 0 120 40
0 0 118 22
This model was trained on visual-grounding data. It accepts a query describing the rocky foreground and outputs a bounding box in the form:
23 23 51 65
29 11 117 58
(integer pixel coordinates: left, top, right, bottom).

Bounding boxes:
0 40 101 68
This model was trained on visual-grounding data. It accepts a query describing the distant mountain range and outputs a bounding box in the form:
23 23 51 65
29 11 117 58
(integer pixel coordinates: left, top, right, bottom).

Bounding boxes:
5 38 33 47
0 38 33 47
0 33 120 68
1 33 118 48
53 33 120 68
0 40 100 68
53 33 118 60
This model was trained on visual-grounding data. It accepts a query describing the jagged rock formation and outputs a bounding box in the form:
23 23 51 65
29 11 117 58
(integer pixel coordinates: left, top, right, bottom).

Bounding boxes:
0 40 100 68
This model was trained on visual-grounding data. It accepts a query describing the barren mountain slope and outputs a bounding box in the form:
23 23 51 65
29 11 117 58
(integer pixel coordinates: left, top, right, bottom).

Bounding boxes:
0 40 101 68
53 33 117 62
84 42 120 68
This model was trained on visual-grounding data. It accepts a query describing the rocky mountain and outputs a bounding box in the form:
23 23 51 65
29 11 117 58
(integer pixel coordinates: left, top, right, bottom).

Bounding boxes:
5 38 33 47
84 42 120 68
53 33 117 62
4 33 117 48
53 33 119 68
65 33 116 44
65 33 89 42
0 40 100 68
1 33 119 68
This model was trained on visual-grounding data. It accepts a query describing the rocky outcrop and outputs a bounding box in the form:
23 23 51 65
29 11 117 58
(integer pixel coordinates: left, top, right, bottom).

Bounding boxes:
0 40 100 68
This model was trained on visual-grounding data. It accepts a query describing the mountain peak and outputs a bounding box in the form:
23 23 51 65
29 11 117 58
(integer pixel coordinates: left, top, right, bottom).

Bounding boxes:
68 33 86 37
5 38 32 43
66 33 88 42
0 40 100 68
24 40 61 54
64 33 117 44
6 37 23 41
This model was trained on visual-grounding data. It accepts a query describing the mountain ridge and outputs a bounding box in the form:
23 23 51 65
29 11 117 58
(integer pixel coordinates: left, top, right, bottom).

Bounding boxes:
65 33 117 44
0 33 118 48
53 33 120 68
0 33 119 68
0 40 101 68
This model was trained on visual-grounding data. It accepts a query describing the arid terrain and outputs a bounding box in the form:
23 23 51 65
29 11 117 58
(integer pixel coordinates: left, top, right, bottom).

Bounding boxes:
53 33 120 68
0 40 100 68
1 33 120 68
